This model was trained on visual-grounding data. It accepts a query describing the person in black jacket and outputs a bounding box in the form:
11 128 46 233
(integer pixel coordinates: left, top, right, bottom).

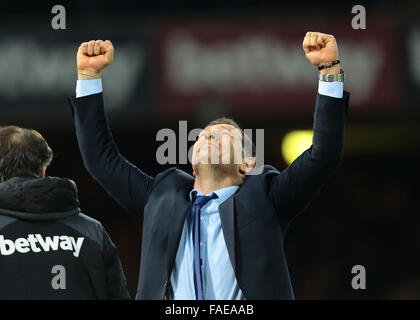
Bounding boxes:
0 125 131 299
69 32 350 299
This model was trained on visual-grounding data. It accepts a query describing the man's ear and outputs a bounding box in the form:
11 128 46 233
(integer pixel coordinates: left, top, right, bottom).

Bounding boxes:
40 165 46 178
239 157 256 176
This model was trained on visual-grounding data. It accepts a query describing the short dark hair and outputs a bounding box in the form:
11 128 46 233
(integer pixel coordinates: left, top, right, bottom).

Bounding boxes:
0 126 53 182
205 117 255 157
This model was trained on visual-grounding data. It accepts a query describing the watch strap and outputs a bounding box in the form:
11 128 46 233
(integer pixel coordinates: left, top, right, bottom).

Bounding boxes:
319 69 345 82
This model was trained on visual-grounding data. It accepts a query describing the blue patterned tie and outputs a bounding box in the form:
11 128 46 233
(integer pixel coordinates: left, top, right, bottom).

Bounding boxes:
192 193 218 300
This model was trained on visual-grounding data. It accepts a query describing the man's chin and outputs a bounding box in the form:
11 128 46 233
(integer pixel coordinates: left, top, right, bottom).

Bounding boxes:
193 162 238 177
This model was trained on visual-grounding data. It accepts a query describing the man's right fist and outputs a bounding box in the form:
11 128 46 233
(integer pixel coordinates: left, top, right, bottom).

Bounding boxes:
77 40 114 79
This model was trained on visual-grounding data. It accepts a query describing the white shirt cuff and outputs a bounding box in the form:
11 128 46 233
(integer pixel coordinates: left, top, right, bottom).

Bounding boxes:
318 80 344 99
76 79 103 98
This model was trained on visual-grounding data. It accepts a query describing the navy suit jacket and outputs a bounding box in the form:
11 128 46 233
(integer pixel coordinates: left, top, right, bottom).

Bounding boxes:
68 90 349 300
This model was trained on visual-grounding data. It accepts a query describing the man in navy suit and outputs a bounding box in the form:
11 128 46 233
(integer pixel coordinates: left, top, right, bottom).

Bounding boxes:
68 32 350 300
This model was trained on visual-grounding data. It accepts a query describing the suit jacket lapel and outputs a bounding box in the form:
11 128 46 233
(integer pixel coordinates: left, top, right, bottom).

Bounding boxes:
166 189 191 277
218 195 236 273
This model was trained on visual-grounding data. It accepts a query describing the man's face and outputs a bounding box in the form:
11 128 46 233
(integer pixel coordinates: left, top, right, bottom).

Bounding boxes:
192 124 244 167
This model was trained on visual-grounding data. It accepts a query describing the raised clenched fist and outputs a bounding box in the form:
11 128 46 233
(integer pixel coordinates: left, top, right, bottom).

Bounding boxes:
302 32 340 74
77 40 114 79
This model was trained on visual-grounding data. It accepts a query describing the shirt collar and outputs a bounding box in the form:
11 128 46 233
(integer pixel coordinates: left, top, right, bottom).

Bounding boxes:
189 185 239 204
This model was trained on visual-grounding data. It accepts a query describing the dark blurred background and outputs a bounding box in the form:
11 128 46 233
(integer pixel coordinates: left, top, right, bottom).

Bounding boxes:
1 0 419 299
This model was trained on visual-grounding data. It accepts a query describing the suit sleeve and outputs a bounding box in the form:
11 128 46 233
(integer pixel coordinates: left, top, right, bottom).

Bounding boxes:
68 93 154 216
102 229 132 300
266 91 350 230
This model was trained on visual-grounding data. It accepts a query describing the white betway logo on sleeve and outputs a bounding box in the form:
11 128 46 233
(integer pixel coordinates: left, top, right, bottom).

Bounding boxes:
0 234 84 257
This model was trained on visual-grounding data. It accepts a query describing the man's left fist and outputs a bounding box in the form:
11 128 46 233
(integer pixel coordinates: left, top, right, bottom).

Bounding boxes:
303 32 340 74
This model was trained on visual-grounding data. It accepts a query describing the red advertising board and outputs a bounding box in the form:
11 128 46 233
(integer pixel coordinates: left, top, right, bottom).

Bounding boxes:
154 17 400 118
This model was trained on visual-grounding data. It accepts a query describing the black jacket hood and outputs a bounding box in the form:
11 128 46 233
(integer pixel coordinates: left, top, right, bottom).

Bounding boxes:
0 176 80 221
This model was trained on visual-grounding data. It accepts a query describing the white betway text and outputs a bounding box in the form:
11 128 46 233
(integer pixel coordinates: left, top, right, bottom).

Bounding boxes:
0 234 84 257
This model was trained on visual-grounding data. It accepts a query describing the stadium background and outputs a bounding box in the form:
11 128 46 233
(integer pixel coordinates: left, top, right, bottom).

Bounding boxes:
0 0 419 299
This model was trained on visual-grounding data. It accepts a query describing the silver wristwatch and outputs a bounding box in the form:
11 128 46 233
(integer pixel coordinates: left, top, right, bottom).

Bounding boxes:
319 69 345 82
